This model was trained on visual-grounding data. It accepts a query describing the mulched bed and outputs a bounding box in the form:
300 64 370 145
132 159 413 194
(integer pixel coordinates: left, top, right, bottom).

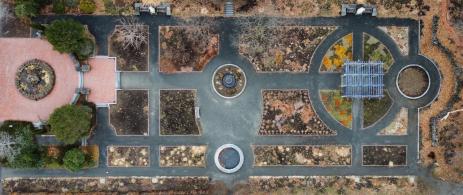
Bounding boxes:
362 145 407 166
107 146 149 167
378 108 408 135
159 145 207 167
109 25 149 71
239 26 336 72
253 145 351 166
363 33 394 71
109 90 149 135
2 176 210 193
160 90 201 135
247 176 421 194
380 26 409 56
159 26 219 73
363 90 392 127
259 90 335 135
320 90 352 128
398 66 429 98
320 33 353 72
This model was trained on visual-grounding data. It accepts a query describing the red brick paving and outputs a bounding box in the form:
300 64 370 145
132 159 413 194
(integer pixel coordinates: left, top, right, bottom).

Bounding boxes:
86 57 116 105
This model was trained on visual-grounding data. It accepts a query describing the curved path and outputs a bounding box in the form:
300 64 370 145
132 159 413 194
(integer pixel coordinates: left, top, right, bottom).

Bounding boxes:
1 16 441 187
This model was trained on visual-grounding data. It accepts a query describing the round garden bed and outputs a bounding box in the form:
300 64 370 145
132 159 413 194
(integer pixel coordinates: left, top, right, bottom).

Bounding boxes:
15 59 55 100
214 144 244 174
212 64 246 98
397 65 430 99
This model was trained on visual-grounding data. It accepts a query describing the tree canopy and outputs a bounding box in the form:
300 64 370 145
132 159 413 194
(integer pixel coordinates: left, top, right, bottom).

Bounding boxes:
49 105 92 145
62 148 85 172
44 19 86 54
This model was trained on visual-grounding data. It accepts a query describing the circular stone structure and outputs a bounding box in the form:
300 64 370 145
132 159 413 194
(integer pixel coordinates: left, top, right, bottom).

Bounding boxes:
15 59 55 100
214 144 244 174
397 65 430 99
212 64 246 98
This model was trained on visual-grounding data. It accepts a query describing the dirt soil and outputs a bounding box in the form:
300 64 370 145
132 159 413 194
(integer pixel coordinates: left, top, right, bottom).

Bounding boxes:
0 1 29 37
253 145 351 166
142 0 225 17
398 66 429 97
363 145 407 166
109 90 149 135
240 26 335 72
363 90 392 128
378 108 408 135
160 90 201 135
379 26 409 56
259 90 335 135
159 145 206 167
109 25 149 71
107 146 149 167
159 26 218 73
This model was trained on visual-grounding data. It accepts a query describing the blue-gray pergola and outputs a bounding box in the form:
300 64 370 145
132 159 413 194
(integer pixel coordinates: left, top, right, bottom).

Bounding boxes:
341 61 384 99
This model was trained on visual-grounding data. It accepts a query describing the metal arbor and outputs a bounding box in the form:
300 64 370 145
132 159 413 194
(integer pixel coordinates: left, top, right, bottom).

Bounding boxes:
341 61 384 99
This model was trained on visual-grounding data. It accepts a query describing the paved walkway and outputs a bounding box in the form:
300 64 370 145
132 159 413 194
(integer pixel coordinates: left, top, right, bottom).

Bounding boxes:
1 16 441 187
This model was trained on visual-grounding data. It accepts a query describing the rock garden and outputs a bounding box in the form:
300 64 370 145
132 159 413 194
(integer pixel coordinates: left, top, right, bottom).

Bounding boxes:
259 90 334 135
109 90 149 135
363 33 394 71
159 26 219 73
159 145 207 167
363 90 392 128
107 146 149 167
397 65 429 98
380 26 409 56
320 90 353 128
239 26 335 72
362 145 407 166
253 145 351 166
212 64 246 98
15 59 55 100
320 33 353 72
160 90 201 135
378 108 408 135
109 18 149 71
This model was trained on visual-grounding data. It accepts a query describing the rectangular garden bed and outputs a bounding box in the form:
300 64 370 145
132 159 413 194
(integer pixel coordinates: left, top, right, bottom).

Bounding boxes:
239 26 335 72
259 90 335 135
253 145 351 166
159 26 219 73
107 146 150 167
160 90 201 135
362 145 407 166
159 145 207 167
109 24 149 71
109 90 149 135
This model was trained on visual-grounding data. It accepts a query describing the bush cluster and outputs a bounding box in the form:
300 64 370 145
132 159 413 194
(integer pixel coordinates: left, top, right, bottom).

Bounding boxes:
79 0 96 14
48 104 92 145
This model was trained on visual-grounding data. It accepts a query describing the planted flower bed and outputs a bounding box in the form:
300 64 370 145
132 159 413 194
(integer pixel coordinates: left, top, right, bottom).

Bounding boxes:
109 90 149 135
253 145 351 166
320 33 353 72
212 64 246 98
107 146 149 167
159 145 207 167
159 26 219 73
363 90 392 127
320 90 352 128
259 90 334 135
160 90 201 135
362 145 406 166
363 33 394 71
109 24 149 71
239 26 336 72
378 108 408 135
15 59 55 100
380 26 409 56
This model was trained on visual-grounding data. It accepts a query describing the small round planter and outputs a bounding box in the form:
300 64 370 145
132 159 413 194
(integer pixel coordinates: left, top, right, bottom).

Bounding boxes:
214 144 244 174
15 59 55 100
396 65 430 99
212 64 246 99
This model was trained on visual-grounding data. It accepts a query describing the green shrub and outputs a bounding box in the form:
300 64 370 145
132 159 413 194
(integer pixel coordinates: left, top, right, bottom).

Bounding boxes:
65 0 79 8
52 0 65 14
48 105 92 145
62 148 85 172
14 1 39 18
79 0 96 14
44 19 86 53
76 38 94 60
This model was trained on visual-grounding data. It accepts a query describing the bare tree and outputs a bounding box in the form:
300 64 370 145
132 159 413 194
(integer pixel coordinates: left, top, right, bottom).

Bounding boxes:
0 132 20 162
114 17 149 50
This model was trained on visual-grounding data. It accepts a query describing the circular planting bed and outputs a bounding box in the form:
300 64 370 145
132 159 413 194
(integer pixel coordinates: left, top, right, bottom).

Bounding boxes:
212 64 246 98
397 65 430 99
15 59 55 100
214 144 244 174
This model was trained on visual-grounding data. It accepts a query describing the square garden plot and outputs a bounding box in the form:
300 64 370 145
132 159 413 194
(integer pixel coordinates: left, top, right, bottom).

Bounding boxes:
109 90 149 135
362 145 407 166
107 146 150 167
160 90 201 135
159 145 207 167
109 25 149 72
